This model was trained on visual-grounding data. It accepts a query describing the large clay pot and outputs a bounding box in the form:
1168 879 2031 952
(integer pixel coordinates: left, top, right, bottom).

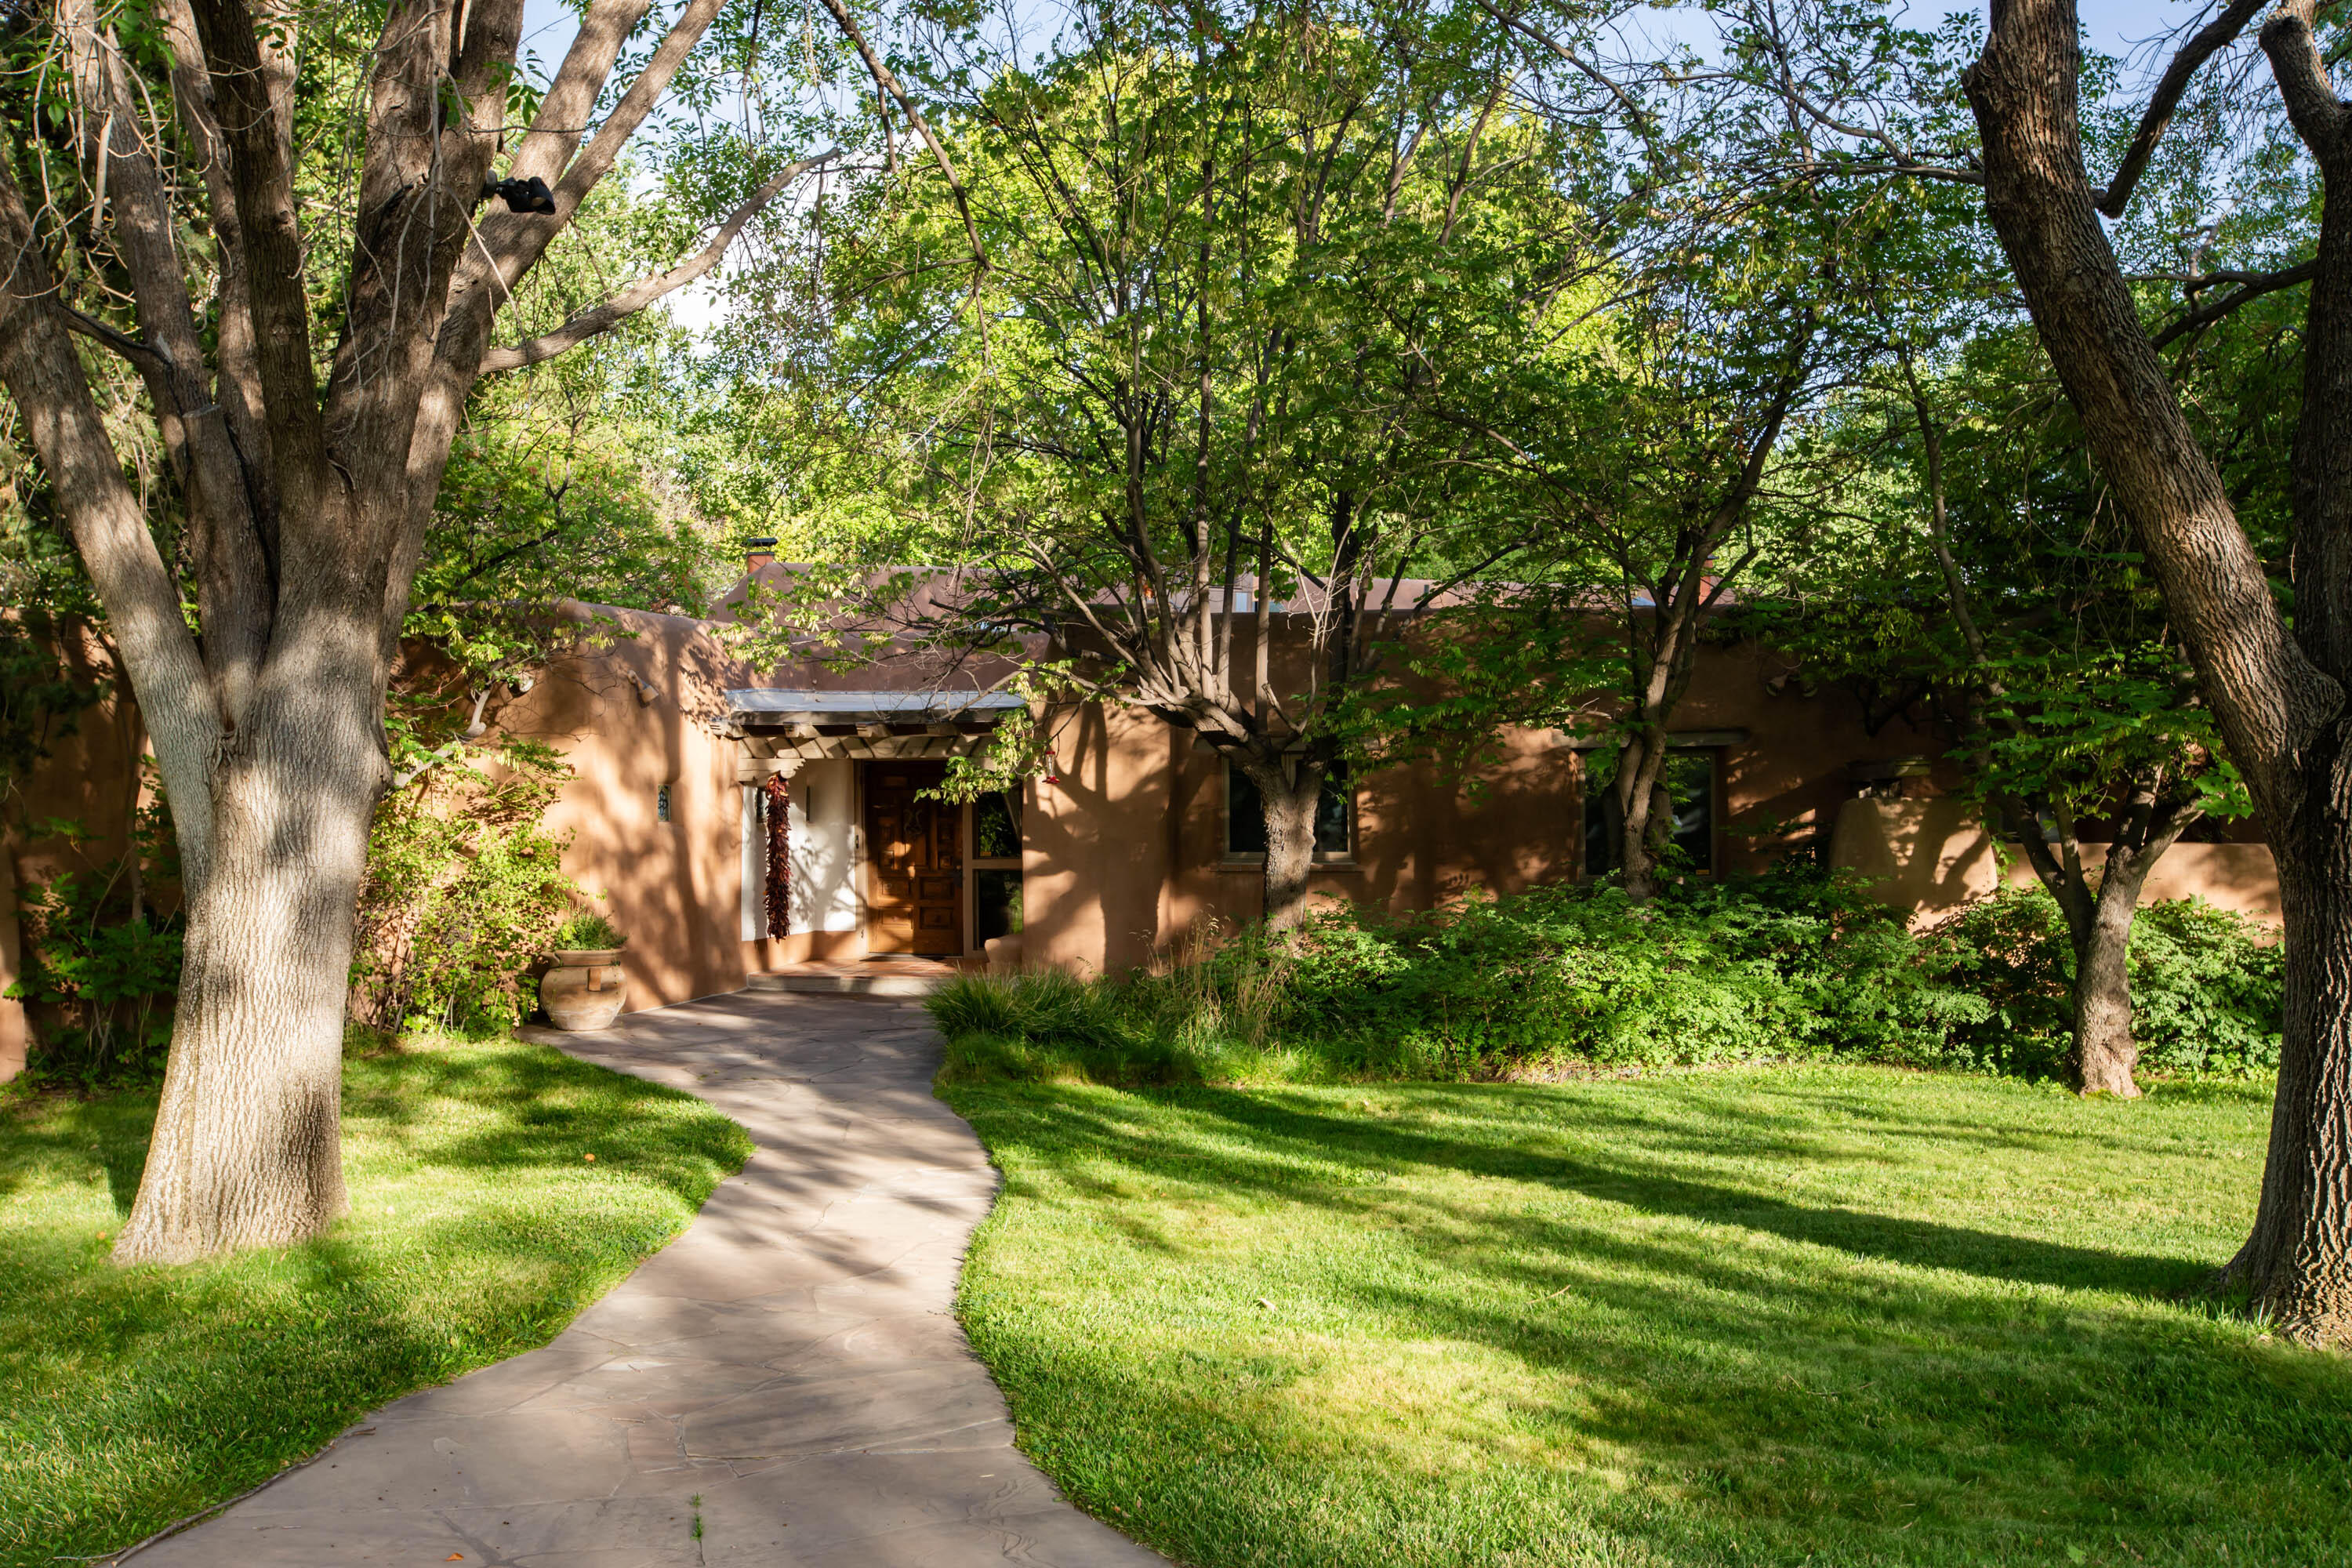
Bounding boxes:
541 949 627 1031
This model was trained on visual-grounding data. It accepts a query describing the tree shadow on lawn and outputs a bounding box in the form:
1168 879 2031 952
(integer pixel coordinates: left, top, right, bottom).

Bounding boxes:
954 1080 2352 1567
0 1037 747 1566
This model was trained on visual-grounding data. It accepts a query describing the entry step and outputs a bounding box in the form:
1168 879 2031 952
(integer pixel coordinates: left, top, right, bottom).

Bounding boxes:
746 960 963 997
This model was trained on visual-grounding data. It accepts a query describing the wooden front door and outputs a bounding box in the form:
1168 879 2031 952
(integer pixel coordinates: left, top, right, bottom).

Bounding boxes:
862 761 964 956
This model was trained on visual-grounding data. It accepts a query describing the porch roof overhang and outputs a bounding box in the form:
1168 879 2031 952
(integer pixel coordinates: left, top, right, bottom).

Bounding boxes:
724 688 1025 776
725 688 1026 728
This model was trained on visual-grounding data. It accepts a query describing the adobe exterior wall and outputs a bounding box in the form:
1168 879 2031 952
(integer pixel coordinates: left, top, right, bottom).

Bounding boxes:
493 609 753 1011
1023 702 1174 973
1014 634 1983 967
1827 797 2283 926
2 630 152 1083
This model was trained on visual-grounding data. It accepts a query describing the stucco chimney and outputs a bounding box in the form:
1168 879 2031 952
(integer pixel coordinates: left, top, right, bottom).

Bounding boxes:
745 535 778 573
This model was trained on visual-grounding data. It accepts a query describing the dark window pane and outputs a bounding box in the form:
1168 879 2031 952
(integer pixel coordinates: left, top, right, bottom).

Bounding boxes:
974 790 1021 858
1315 766 1352 855
1227 764 1349 857
1664 751 1713 871
1581 748 1712 876
1228 765 1266 855
975 869 1023 941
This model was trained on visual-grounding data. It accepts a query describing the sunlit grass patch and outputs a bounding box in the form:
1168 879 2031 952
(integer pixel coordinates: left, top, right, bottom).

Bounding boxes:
947 1065 2352 1567
0 1033 749 1566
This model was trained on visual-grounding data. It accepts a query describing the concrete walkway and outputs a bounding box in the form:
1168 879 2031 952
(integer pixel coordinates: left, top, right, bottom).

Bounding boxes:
136 991 1167 1567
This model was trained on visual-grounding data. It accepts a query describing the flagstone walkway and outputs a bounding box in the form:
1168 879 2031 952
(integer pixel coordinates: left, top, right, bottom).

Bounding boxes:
134 991 1166 1567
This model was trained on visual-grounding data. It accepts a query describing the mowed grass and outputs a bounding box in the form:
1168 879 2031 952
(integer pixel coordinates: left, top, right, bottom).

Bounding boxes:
0 1034 750 1566
943 1066 2352 1568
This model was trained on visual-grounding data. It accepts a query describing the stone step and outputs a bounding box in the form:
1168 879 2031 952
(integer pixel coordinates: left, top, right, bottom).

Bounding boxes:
746 965 955 997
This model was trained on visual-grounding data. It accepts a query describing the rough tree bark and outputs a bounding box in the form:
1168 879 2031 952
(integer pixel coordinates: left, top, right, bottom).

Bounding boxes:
1965 0 2352 1341
2067 792 2198 1098
1235 754 1327 931
1610 733 1676 904
0 0 829 1263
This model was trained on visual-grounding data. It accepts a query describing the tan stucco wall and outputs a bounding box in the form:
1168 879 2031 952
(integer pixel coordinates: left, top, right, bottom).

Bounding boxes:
492 608 757 1011
1014 635 1979 968
1828 797 2283 927
2 630 154 1081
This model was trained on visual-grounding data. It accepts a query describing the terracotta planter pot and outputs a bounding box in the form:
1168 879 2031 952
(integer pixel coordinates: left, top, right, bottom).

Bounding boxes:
541 949 627 1031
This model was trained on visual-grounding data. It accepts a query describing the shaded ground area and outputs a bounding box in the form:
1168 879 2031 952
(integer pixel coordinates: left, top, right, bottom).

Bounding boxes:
0 1032 749 1566
947 1066 2352 1568
112 992 1164 1566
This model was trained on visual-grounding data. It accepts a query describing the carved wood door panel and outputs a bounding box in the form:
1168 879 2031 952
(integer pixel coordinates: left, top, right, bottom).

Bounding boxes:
862 761 964 956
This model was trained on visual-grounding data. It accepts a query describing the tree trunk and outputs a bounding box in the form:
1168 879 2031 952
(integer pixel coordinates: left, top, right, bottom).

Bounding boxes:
2073 853 2154 1098
111 671 383 1264
1247 757 1323 931
2223 803 2352 1341
1613 736 1671 905
1966 0 2352 1338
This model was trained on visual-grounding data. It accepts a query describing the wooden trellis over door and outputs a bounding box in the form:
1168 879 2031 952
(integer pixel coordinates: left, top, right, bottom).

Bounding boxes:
862 761 964 956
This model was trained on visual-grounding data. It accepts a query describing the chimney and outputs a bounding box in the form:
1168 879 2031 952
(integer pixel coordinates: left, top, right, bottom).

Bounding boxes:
744 535 778 574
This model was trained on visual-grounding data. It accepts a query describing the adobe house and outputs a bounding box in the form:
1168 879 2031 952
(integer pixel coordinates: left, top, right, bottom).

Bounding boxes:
0 575 2282 1072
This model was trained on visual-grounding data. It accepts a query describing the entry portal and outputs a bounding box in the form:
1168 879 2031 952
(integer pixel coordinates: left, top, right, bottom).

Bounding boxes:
862 761 964 956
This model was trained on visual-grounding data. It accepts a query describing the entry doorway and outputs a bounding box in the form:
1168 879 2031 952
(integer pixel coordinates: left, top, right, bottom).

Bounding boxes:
861 761 965 956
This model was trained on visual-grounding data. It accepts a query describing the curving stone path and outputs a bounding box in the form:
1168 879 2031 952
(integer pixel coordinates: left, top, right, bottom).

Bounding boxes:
134 991 1167 1567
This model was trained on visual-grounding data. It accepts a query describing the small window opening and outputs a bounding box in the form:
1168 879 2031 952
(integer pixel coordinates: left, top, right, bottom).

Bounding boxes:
1227 763 1351 858
1584 749 1713 875
656 783 673 823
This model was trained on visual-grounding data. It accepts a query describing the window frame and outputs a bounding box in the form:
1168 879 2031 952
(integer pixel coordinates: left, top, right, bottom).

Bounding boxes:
1222 760 1356 865
1581 746 1719 877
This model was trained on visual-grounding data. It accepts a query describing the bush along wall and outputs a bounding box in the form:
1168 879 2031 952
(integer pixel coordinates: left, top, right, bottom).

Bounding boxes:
1921 884 2283 1080
930 866 2284 1087
349 738 579 1036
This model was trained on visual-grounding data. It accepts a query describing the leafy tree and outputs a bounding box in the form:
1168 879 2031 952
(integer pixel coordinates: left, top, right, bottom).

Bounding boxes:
1958 0 2350 1339
765 0 1578 925
1756 325 2250 1096
0 0 843 1262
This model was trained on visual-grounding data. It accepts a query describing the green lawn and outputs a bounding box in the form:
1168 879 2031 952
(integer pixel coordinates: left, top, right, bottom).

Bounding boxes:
0 1033 750 1566
944 1066 2352 1568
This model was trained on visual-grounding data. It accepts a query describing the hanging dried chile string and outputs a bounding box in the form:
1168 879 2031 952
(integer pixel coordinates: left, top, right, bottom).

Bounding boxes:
764 771 792 938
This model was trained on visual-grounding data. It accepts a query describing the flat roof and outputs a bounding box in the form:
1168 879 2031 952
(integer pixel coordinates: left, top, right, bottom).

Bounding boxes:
725 688 1027 724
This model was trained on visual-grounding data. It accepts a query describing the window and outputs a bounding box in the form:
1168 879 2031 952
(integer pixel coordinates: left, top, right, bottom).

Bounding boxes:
656 783 673 823
1226 763 1351 858
1583 749 1714 875
971 790 1023 942
973 790 1021 858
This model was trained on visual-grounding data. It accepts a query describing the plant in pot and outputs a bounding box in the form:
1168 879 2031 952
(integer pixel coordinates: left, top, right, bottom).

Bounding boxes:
542 909 630 1032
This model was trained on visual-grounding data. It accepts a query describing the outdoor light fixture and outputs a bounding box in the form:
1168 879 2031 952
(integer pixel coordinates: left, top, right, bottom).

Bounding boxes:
483 175 557 214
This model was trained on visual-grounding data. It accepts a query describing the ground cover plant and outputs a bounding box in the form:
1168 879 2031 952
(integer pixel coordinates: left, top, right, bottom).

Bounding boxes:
0 1033 750 1566
931 873 2281 1087
944 1068 2350 1568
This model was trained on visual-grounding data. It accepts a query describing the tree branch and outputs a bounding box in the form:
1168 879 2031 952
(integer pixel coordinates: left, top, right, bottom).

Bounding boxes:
811 0 987 274
2093 0 2266 217
0 157 221 894
65 0 273 724
480 150 840 374
2151 257 2319 348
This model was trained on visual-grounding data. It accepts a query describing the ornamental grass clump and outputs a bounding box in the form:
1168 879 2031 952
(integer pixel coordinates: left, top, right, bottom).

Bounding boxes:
553 909 629 952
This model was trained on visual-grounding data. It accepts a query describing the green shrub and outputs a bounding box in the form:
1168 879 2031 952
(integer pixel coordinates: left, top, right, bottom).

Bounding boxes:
928 870 2285 1088
350 739 578 1036
1923 885 2281 1080
931 866 1988 1085
5 870 182 1089
1275 865 1985 1075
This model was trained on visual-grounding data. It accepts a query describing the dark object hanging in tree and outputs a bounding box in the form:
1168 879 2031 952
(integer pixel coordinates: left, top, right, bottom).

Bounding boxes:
483 175 557 214
764 772 791 939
